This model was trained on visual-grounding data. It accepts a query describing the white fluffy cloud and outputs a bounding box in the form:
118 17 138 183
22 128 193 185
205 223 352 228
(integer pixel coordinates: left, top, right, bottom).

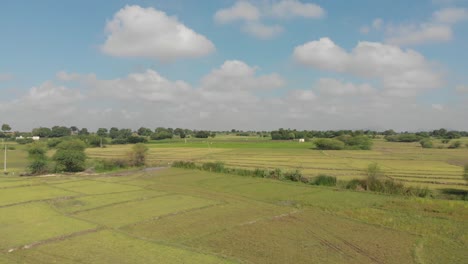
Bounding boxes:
269 0 325 19
85 69 193 103
214 0 324 39
101 5 215 60
293 38 443 96
387 7 467 45
214 1 260 23
199 60 285 92
316 78 376 96
242 22 283 39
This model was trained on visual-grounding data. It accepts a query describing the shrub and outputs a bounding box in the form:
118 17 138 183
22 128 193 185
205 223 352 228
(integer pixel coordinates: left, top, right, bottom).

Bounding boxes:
253 168 268 178
127 136 148 144
337 135 373 150
405 186 431 198
53 139 87 172
111 138 128 145
172 161 197 169
420 138 433 148
366 163 383 190
346 179 366 190
27 142 49 175
314 138 345 150
201 161 225 172
268 168 283 179
448 141 462 149
95 159 129 171
283 170 302 182
47 138 64 148
16 138 34 144
312 175 337 186
129 143 148 167
441 139 450 144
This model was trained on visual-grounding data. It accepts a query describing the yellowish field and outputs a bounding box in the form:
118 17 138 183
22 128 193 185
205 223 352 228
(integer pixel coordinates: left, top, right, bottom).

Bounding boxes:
86 139 468 191
1 168 467 263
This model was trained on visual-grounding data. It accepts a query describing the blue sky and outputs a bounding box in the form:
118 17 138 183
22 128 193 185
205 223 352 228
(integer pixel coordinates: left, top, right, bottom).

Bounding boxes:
1 0 467 131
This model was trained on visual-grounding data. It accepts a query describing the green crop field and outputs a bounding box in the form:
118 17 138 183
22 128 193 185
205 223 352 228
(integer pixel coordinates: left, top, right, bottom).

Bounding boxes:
1 137 467 263
1 168 467 263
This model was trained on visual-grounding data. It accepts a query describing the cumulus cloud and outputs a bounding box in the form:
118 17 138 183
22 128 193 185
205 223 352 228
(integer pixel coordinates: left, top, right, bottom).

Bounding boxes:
316 78 376 96
242 22 283 39
293 38 443 96
214 1 260 23
84 69 193 103
200 60 285 91
269 0 325 19
386 7 468 45
101 5 215 60
214 0 324 39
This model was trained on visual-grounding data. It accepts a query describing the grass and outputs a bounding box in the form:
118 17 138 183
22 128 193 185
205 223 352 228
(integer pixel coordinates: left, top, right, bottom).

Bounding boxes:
1 168 467 263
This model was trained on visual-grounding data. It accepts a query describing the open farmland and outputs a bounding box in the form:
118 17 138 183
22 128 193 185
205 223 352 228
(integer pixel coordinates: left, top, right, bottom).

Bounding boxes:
86 137 468 193
1 168 467 263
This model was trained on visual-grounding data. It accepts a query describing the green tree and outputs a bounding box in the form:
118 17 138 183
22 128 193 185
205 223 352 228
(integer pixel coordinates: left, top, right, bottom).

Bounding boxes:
109 127 119 139
130 143 148 167
96 128 108 137
78 128 89 135
27 142 49 175
32 127 52 137
53 139 87 172
1 124 11 132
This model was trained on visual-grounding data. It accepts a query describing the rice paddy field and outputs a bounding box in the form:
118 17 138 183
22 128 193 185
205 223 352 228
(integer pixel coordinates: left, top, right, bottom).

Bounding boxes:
1 136 467 263
86 136 468 194
1 168 467 263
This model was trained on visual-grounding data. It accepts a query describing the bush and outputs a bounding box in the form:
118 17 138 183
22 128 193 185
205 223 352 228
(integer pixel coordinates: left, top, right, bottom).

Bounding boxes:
127 136 148 144
448 141 462 149
27 142 49 175
337 135 373 150
385 134 420 142
111 138 128 145
346 179 366 190
95 159 129 171
405 186 431 198
47 138 64 148
129 143 148 167
53 140 87 172
312 175 337 186
253 168 268 178
441 139 451 144
283 170 302 182
420 138 433 148
268 168 283 179
314 138 345 150
201 161 225 172
16 138 34 144
172 161 197 169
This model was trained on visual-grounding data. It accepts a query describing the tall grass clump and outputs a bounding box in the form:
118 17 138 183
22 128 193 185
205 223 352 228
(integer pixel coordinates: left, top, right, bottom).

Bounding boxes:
282 170 302 182
419 138 433 148
312 174 337 186
172 161 197 169
94 159 129 172
201 161 225 173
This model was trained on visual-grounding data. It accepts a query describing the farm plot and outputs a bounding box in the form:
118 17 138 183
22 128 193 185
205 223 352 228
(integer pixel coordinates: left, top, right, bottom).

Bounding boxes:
2 167 467 263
